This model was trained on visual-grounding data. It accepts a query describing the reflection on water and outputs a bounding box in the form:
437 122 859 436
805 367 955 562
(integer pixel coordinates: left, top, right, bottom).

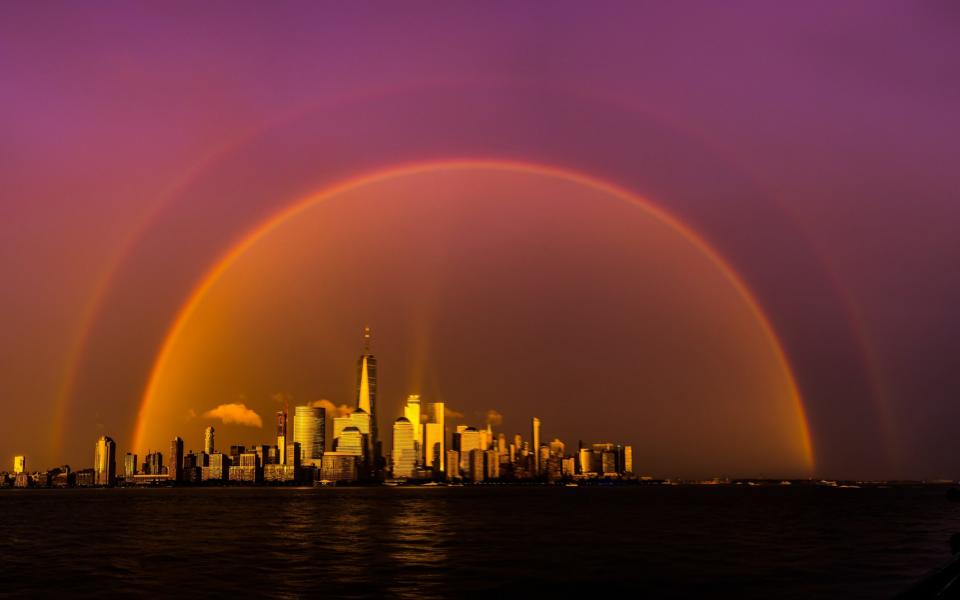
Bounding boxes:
384 492 453 598
1 486 958 598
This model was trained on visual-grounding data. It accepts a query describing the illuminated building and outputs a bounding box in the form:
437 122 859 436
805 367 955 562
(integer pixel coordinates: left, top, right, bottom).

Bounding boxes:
169 437 183 483
204 426 215 455
202 453 228 482
549 438 565 457
144 451 164 475
294 405 325 466
532 417 541 475
391 417 416 478
624 445 633 474
562 457 576 477
602 451 617 475
320 452 358 482
123 453 137 481
403 394 421 451
424 422 444 473
497 433 507 456
13 455 25 474
578 448 595 474
228 452 261 482
479 424 491 452
337 426 364 457
427 401 445 472
94 435 116 486
332 416 351 446
276 409 288 465
456 427 481 472
356 326 378 466
538 446 550 475
445 450 460 480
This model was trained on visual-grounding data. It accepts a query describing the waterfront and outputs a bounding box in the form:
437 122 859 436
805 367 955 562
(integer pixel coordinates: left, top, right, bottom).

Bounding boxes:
0 485 955 597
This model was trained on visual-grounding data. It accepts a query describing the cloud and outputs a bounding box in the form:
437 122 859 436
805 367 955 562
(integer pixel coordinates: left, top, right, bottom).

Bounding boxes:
185 408 197 419
485 409 504 427
309 399 353 418
203 403 263 428
444 407 465 420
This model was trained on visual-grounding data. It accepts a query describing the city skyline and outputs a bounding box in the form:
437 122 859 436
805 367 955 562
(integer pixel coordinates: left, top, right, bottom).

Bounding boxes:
3 328 638 486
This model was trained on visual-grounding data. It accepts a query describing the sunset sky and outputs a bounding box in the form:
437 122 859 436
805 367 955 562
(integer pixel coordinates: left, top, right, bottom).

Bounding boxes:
2 2 958 478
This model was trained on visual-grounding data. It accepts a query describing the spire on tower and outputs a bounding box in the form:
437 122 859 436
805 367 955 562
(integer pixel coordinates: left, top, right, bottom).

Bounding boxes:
363 326 372 353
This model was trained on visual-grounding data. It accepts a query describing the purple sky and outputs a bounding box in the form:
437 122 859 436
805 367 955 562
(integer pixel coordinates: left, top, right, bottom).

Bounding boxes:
1 2 958 478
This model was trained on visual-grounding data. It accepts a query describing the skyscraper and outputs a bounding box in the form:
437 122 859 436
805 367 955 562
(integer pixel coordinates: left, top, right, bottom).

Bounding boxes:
337 426 364 457
276 409 288 465
532 417 541 475
94 436 116 486
426 401 445 473
356 326 378 464
204 426 215 455
403 394 422 451
169 437 184 483
123 453 137 479
391 417 416 478
13 455 25 474
458 427 481 473
294 405 325 466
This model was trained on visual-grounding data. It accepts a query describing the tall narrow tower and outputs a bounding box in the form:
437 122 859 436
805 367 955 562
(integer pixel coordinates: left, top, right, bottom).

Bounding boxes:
277 408 288 465
356 326 378 465
204 426 215 455
532 417 541 475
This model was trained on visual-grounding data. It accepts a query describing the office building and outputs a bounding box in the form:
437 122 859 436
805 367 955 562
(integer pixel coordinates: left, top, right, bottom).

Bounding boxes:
424 422 444 473
276 409 288 464
294 405 325 466
457 427 481 473
94 436 116 486
445 449 460 480
624 446 633 474
124 453 138 480
403 394 422 453
169 437 184 483
356 326 378 465
391 417 416 478
204 426 215 454
532 417 541 475
320 452 358 482
13 455 25 474
467 449 485 482
337 426 364 456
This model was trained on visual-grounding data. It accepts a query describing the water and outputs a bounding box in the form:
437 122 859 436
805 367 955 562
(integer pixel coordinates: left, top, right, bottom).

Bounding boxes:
0 485 956 597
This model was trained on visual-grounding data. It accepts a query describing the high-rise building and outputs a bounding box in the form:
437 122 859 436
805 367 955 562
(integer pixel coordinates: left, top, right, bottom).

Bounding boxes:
356 326 378 464
276 409 288 465
94 436 116 486
332 415 352 445
204 427 215 455
624 445 633 474
458 427 481 473
337 426 364 457
467 449 485 482
549 438 565 458
578 448 595 474
294 405 325 466
13 455 25 474
123 453 137 479
445 449 460 480
169 437 184 483
532 417 541 475
391 417 416 478
144 451 164 476
403 394 422 452
424 422 444 473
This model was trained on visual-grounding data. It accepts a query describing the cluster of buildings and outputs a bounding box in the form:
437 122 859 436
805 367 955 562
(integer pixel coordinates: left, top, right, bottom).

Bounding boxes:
1 328 634 488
